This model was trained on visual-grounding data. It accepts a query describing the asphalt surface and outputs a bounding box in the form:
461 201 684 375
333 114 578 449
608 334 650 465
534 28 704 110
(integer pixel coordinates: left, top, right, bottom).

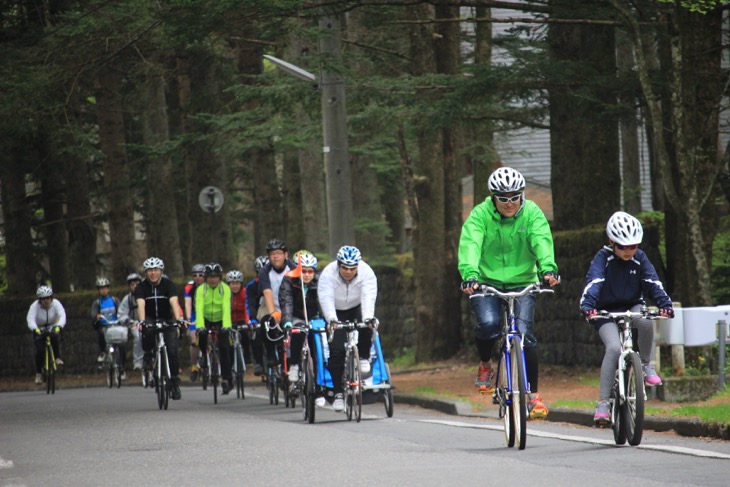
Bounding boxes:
394 391 730 441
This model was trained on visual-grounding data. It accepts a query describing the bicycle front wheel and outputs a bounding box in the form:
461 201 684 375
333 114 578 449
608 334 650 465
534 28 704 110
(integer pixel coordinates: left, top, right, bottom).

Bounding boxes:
235 346 245 400
345 346 362 422
611 373 627 445
510 336 527 450
157 350 167 410
498 349 514 448
624 352 645 446
211 348 220 405
106 357 114 389
303 352 315 423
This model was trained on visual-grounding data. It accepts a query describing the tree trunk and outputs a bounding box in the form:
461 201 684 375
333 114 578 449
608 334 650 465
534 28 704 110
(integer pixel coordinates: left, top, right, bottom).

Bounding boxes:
0 156 36 295
96 67 137 283
616 31 642 214
140 60 184 278
39 146 71 293
548 0 620 230
435 0 463 358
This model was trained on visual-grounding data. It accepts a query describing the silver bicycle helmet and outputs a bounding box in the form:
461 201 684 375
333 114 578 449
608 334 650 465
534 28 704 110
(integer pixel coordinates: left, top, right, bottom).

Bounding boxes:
226 270 244 283
143 257 165 270
192 263 206 274
254 255 269 272
126 273 142 283
606 211 643 246
336 245 361 267
95 277 111 287
36 286 53 298
487 167 526 194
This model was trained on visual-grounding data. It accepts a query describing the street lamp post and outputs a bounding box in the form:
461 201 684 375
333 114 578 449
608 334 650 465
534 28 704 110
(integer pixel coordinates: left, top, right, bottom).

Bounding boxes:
263 15 354 257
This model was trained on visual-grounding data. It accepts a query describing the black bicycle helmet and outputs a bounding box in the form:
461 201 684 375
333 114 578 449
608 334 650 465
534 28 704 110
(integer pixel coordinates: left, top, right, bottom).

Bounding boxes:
204 263 223 276
265 239 287 253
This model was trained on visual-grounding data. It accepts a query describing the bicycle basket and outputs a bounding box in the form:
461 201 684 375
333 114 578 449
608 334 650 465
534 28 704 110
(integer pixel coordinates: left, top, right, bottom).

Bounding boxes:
104 325 128 344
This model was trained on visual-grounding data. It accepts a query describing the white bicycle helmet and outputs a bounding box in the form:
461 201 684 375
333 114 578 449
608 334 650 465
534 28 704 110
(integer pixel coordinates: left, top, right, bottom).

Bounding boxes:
36 286 53 298
337 245 361 267
299 252 318 269
606 211 643 246
488 167 526 194
192 263 206 274
226 270 244 282
143 257 165 270
95 277 110 287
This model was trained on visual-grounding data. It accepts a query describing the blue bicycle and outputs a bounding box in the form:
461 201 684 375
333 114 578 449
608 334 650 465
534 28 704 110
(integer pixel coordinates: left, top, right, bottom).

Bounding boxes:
472 283 553 450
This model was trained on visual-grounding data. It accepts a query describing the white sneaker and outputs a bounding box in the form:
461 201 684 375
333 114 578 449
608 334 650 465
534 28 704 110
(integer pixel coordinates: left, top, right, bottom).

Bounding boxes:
315 396 326 407
55 358 64 366
332 393 345 412
35 373 42 385
288 364 299 382
360 359 371 375
97 352 106 362
120 371 127 381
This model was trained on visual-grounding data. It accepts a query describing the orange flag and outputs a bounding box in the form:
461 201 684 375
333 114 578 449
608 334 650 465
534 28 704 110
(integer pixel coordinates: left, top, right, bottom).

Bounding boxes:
285 255 302 278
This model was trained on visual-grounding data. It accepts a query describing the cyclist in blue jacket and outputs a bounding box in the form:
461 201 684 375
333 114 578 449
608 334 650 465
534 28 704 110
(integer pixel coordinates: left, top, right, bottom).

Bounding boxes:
580 211 674 425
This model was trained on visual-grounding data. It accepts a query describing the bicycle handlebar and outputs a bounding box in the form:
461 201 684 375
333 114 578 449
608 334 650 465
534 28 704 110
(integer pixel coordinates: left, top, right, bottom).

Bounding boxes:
472 282 554 300
589 310 666 321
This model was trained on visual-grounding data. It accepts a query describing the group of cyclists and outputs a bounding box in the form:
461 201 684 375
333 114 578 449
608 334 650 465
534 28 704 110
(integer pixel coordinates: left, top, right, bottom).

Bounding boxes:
26 165 676 425
27 241 380 412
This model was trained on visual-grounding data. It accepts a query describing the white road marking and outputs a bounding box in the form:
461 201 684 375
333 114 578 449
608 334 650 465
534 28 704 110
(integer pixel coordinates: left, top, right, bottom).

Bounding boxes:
419 419 730 460
0 455 14 468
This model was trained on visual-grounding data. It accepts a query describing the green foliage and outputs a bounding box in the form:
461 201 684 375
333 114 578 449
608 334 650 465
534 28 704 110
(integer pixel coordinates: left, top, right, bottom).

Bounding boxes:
658 0 730 13
390 347 417 368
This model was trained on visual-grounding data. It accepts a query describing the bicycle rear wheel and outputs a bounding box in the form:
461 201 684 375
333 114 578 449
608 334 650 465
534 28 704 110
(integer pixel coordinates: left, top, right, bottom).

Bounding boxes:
624 352 645 446
383 363 394 418
498 349 514 448
510 336 527 450
611 374 626 445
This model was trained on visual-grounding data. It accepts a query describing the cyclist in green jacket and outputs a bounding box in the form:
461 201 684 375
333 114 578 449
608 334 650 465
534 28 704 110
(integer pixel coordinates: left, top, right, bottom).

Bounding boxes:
196 263 234 394
458 167 560 419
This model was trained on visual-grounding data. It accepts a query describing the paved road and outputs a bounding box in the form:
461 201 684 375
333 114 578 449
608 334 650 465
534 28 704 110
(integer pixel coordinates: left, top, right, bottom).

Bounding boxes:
2 383 729 487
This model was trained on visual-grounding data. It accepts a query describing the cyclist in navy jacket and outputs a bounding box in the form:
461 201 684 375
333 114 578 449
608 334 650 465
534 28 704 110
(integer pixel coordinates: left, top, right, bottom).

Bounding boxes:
580 212 673 425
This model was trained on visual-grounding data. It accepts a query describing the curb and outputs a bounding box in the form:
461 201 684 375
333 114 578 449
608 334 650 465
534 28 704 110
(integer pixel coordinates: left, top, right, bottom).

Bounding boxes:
394 393 730 441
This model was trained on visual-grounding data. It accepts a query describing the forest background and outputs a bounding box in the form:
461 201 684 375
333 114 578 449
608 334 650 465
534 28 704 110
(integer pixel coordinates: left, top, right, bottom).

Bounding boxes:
2 0 730 363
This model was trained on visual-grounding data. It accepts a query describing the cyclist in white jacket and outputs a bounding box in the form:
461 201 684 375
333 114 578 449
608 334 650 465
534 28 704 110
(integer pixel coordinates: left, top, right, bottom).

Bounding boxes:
317 245 378 412
27 286 67 384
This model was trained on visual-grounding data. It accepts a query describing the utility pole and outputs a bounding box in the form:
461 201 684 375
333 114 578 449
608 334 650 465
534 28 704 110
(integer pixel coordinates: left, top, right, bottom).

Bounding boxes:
318 11 354 257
